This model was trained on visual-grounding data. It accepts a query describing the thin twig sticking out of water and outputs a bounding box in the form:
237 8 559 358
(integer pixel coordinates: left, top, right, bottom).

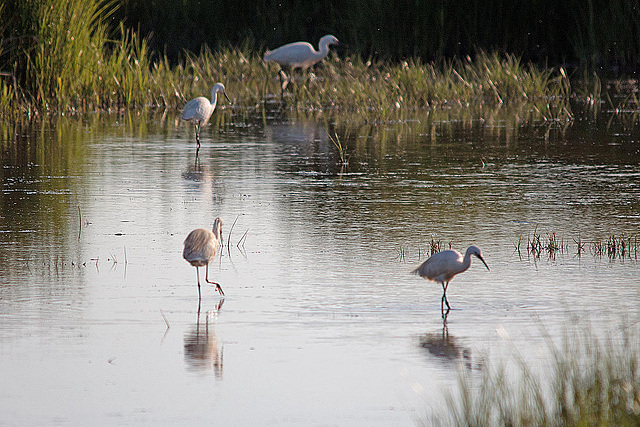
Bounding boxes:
221 215 249 258
160 310 170 329
514 234 524 258
329 132 349 166
226 215 239 257
122 246 128 279
573 235 585 257
108 251 118 271
78 206 82 240
237 229 249 249
395 245 406 262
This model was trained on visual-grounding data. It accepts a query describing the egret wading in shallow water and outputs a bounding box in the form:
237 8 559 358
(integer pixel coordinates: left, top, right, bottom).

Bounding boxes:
181 83 230 157
183 217 225 299
412 246 489 314
263 35 339 97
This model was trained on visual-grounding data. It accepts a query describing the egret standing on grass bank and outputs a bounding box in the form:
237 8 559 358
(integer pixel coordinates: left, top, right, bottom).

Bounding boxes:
181 83 230 156
412 246 490 313
264 34 339 70
263 35 339 96
183 217 225 299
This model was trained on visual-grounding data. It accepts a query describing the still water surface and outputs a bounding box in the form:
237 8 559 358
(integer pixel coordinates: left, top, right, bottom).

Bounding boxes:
1 111 639 425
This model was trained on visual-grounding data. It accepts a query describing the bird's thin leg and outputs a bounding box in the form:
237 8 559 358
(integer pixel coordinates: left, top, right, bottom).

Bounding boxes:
204 263 215 284
442 305 450 324
279 69 289 97
205 264 225 296
196 267 202 301
216 284 225 296
278 70 284 102
441 281 451 312
442 304 450 320
195 124 201 157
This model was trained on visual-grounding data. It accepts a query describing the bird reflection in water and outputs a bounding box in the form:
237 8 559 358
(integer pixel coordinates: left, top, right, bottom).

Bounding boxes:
419 314 474 370
184 298 224 377
181 156 212 183
181 158 223 208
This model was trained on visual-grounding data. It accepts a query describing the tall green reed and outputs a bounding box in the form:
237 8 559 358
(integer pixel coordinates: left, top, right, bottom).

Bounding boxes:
26 0 115 110
1 0 155 115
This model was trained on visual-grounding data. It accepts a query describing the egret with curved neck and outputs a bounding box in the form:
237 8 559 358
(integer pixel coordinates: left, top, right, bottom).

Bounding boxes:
412 245 489 314
264 34 340 70
181 83 230 156
183 217 225 299
263 35 339 97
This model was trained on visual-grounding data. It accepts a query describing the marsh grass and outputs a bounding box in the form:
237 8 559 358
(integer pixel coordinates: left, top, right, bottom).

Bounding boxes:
1 1 575 122
145 47 577 125
517 228 638 260
6 0 640 125
265 52 573 122
432 321 640 426
394 237 455 263
591 234 639 259
524 227 568 259
416 237 452 261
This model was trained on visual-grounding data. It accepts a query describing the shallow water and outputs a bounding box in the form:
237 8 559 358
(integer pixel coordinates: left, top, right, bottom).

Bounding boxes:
1 111 639 425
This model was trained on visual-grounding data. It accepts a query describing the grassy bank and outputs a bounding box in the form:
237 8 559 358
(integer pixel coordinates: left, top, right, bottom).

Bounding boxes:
0 0 578 122
431 321 640 426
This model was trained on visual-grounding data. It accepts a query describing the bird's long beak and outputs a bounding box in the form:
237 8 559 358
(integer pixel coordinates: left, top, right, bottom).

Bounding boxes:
478 255 490 271
223 91 231 103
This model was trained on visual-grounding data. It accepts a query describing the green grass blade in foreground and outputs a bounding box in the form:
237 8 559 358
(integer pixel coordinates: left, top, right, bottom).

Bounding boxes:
431 320 640 426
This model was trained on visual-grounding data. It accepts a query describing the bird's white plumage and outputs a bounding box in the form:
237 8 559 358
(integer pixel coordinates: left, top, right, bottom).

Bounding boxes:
413 246 488 283
183 217 225 297
181 83 229 127
412 245 489 311
183 228 219 266
181 97 213 125
263 34 339 70
414 249 466 283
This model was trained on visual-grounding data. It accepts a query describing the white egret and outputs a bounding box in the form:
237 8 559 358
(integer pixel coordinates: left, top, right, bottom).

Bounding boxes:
181 83 230 156
412 246 489 312
263 35 339 96
264 34 340 70
183 217 225 299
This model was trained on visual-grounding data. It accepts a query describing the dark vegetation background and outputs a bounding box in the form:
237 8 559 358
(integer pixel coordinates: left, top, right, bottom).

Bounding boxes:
115 0 640 72
1 0 639 113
